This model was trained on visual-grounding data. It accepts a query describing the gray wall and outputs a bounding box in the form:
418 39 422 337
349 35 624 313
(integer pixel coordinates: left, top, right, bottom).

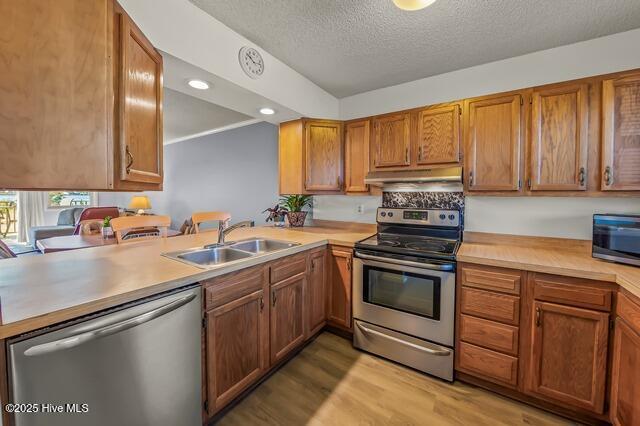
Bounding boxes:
99 122 279 228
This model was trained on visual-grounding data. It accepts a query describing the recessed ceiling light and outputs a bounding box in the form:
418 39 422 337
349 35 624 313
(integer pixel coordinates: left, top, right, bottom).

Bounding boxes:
187 79 210 90
259 107 275 115
392 0 436 11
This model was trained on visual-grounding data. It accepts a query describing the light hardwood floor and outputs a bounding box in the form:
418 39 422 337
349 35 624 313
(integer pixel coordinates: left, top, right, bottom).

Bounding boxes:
217 332 579 425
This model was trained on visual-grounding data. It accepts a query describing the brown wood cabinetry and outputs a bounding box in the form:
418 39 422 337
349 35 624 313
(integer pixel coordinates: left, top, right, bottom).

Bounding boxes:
464 94 523 191
610 292 640 426
525 301 609 414
529 83 589 191
327 248 353 331
344 120 370 193
270 273 306 364
0 0 163 190
278 119 343 194
416 104 461 165
205 289 268 415
306 250 327 337
602 71 640 191
113 3 163 188
371 113 412 169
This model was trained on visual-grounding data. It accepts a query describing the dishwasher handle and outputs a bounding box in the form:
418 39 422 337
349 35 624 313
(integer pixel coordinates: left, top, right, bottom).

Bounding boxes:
23 293 197 357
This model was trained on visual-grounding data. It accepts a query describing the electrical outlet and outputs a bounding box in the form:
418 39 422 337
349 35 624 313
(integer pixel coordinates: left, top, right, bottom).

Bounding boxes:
356 205 364 214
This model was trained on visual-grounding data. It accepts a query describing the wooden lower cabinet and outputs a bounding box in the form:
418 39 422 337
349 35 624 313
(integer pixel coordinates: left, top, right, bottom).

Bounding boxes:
524 301 609 414
205 288 268 416
270 273 306 364
306 250 327 338
327 248 353 331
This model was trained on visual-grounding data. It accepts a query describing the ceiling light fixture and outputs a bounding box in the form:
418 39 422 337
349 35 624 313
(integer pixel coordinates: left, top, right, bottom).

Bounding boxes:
259 107 275 115
187 79 210 90
392 0 436 11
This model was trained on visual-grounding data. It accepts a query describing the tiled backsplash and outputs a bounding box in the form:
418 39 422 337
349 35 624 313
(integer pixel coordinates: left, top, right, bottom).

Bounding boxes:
382 191 464 211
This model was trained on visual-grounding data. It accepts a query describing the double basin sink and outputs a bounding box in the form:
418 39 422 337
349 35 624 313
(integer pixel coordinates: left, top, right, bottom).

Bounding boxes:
164 238 300 269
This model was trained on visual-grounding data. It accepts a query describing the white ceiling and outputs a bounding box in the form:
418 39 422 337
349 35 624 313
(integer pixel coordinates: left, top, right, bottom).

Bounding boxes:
189 0 640 98
163 88 253 143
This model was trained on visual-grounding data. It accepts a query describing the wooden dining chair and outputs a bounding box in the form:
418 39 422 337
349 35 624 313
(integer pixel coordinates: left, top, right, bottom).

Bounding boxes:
110 215 171 243
191 211 231 234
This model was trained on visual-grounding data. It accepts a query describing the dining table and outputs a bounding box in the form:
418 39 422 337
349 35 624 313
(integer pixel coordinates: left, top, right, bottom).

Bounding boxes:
36 229 182 254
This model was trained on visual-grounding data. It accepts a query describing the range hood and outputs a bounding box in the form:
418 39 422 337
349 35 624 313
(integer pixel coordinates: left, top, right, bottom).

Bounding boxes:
364 166 462 186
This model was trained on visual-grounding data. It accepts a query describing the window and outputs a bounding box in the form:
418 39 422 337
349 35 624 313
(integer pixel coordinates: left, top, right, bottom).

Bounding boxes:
48 191 95 208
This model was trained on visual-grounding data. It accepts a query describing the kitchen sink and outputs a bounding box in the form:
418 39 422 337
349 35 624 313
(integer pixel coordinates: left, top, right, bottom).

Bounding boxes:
176 247 254 267
229 238 300 254
163 238 300 269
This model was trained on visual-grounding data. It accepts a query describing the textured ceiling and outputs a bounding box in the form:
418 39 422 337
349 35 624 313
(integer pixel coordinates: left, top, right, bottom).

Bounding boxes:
163 88 252 142
189 0 640 97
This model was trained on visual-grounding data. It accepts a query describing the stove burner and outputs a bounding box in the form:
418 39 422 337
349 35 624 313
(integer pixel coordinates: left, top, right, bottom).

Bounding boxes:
404 241 448 253
377 238 401 247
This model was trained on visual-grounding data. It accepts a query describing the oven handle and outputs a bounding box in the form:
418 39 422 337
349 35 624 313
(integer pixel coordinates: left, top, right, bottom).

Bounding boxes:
356 322 451 356
355 251 455 272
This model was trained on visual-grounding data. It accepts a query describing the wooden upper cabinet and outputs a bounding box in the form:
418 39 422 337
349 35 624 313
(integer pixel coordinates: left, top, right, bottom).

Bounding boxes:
327 248 353 331
416 104 461 165
372 113 411 169
529 84 589 191
270 273 305 364
0 0 111 189
344 120 370 193
206 288 268 416
115 3 163 187
525 301 609 414
304 120 343 191
602 72 640 191
465 94 523 191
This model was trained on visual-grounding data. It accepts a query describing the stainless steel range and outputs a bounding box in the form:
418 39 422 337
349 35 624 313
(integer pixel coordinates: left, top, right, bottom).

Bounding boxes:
353 207 461 381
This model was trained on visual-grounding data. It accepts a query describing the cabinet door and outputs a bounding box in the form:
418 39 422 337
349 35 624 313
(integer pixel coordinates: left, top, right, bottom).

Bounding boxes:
0 0 111 189
530 84 589 191
610 319 640 426
116 4 163 185
602 73 640 191
306 250 327 338
526 301 609 414
304 120 343 191
465 94 522 191
345 120 370 193
270 273 305 364
372 113 411 168
327 249 352 330
416 105 461 165
206 289 268 415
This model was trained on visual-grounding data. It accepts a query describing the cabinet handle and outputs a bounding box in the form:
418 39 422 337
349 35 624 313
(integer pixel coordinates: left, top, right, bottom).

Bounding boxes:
578 167 586 186
272 290 276 307
405 147 409 164
604 166 613 186
347 257 352 271
311 259 315 271
336 176 342 188
259 296 264 312
469 170 474 186
125 145 134 174
418 146 423 161
535 306 541 327
527 178 532 190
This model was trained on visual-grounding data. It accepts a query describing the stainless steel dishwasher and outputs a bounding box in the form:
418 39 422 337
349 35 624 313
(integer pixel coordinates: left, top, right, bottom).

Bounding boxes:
7 285 202 426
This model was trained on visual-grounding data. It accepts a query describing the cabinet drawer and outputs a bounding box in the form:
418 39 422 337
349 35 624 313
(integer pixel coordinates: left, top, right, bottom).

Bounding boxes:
460 264 522 295
203 264 266 310
458 342 518 387
270 252 307 283
617 292 640 334
531 273 612 312
461 287 520 326
460 314 519 356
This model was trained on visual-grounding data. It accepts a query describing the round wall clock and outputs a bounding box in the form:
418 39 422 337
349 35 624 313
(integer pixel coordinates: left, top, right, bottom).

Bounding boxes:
238 46 264 79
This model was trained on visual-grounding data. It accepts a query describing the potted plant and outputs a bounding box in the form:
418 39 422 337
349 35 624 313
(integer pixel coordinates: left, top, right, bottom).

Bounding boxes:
262 204 286 227
102 216 114 239
280 195 312 227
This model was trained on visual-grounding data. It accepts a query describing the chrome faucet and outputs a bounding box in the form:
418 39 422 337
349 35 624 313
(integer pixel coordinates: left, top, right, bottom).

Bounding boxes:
216 220 255 245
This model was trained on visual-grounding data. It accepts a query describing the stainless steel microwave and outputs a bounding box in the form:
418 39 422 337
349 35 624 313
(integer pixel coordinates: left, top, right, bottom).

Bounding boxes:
593 214 640 267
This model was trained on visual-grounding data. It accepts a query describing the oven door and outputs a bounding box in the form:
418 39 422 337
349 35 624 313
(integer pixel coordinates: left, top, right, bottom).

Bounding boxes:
353 251 455 347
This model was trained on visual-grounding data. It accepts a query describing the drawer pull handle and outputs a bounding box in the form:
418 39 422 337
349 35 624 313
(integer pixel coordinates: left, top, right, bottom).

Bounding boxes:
535 306 541 327
356 322 450 356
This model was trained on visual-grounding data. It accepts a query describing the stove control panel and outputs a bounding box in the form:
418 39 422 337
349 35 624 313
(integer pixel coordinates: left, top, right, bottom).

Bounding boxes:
377 208 460 227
